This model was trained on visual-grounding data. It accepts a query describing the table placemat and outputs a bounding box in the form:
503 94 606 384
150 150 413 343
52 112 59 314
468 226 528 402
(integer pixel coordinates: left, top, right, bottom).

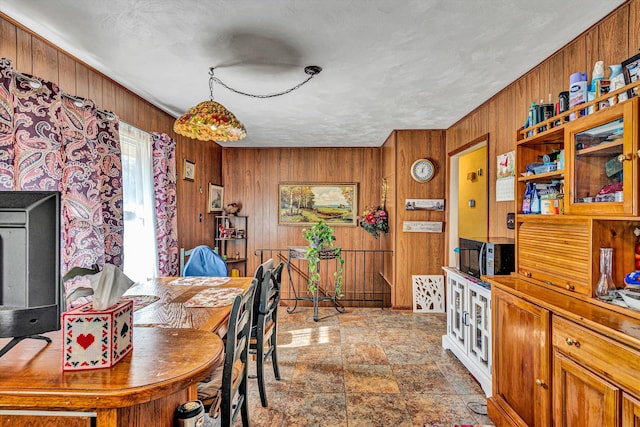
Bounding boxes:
168 276 231 286
122 295 160 311
183 287 245 308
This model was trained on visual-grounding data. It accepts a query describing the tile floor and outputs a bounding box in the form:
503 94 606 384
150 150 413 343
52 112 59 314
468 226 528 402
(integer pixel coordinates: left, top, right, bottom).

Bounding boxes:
206 306 495 427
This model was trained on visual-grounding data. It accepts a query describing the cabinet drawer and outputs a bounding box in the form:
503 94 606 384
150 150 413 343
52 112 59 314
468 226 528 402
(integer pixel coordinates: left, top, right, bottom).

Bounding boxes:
517 221 591 295
552 316 640 397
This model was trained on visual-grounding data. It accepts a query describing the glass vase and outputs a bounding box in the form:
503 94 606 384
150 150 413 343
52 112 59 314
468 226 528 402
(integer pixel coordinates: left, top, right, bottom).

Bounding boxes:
595 247 616 300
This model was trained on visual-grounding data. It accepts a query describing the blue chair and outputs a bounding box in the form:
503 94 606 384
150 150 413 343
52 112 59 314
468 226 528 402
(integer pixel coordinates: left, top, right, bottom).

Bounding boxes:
182 245 228 277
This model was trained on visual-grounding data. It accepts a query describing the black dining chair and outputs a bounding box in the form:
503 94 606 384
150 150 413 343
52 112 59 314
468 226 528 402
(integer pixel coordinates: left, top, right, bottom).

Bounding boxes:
197 279 256 426
250 260 284 407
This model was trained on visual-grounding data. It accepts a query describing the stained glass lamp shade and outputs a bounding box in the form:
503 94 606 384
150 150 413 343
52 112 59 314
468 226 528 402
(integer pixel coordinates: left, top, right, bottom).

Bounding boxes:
173 100 246 142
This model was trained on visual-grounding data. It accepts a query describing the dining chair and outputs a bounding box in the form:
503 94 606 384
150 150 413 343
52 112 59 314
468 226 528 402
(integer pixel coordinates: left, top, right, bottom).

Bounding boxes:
250 260 284 407
179 247 194 276
182 245 228 277
197 278 256 426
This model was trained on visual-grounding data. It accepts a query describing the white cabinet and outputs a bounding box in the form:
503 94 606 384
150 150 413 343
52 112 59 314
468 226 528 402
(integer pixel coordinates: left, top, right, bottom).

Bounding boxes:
441 266 492 397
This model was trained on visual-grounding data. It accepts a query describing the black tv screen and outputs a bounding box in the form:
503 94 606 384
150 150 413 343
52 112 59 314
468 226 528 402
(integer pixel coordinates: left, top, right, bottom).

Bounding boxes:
0 191 61 350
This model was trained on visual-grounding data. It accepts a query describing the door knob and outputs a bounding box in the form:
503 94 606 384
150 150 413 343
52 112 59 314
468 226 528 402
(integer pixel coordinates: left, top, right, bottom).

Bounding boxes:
565 337 580 347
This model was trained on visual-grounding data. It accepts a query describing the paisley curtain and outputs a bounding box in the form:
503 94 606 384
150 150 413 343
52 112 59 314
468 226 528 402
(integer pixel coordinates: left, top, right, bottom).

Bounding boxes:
152 132 178 276
97 112 124 267
0 58 123 276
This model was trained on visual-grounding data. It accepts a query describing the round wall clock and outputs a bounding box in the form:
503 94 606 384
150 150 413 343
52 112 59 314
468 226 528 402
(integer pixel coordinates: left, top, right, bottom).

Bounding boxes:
410 158 435 183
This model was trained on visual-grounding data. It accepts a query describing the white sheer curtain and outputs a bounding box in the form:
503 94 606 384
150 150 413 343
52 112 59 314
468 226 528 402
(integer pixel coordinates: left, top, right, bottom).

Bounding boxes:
120 122 158 283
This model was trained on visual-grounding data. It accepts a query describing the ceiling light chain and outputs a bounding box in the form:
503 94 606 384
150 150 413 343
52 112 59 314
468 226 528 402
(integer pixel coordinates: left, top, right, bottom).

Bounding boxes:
209 65 322 99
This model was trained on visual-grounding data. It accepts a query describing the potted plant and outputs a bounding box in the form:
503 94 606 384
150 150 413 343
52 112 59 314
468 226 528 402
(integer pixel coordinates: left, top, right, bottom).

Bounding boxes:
303 221 344 296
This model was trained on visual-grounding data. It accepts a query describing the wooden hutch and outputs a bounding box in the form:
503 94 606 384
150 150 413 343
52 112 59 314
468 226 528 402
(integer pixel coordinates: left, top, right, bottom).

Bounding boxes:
487 82 640 426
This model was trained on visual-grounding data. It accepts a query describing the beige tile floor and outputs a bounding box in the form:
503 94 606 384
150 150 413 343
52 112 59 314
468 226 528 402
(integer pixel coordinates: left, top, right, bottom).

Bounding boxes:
207 306 495 427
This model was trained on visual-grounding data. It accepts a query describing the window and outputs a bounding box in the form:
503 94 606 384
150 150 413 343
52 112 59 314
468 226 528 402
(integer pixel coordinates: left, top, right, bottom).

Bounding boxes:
120 122 158 283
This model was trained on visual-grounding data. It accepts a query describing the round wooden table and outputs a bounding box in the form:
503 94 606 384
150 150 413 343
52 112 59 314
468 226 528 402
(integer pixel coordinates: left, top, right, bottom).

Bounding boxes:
0 327 224 427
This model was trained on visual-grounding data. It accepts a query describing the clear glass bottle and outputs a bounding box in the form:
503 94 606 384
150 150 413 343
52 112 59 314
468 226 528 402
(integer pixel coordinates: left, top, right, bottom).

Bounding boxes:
595 247 616 300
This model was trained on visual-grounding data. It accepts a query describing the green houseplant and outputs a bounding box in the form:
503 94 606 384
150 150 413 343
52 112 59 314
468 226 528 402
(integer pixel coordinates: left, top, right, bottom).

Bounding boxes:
303 221 344 296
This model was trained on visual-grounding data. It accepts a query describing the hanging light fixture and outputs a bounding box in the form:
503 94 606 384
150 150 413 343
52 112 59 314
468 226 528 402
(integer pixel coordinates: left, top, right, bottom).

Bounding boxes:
173 65 322 142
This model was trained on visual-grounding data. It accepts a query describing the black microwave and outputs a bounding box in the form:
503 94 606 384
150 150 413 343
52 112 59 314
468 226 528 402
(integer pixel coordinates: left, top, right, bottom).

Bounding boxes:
459 237 515 278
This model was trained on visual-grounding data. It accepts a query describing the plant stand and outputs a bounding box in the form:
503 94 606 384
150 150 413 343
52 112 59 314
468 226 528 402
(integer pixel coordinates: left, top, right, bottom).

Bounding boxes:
286 246 345 322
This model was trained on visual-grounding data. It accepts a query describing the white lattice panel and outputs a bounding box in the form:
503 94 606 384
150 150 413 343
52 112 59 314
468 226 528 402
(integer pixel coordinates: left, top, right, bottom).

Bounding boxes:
412 275 445 313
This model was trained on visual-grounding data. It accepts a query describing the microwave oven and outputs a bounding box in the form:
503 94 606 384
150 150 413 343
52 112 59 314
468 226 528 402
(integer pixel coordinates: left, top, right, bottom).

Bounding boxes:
459 237 515 279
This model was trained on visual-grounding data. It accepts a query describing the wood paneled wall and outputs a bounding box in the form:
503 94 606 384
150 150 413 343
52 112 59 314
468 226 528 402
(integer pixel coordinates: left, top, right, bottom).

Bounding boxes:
0 14 221 258
382 130 447 308
221 147 384 275
446 0 638 240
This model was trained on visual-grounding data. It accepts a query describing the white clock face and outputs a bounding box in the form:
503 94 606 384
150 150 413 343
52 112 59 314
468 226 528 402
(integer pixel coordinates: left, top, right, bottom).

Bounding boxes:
411 159 435 182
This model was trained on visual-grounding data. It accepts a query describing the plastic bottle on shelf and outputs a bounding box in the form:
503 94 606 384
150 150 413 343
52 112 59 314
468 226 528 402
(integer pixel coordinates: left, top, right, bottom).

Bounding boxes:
522 182 532 214
531 183 541 214
569 72 588 120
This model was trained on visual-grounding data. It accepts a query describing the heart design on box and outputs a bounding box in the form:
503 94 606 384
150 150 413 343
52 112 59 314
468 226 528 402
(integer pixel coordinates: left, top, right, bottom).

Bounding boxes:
77 333 95 349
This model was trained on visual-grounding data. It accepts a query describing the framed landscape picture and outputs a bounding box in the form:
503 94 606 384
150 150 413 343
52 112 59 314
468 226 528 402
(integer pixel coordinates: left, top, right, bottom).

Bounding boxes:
278 183 358 226
208 184 224 213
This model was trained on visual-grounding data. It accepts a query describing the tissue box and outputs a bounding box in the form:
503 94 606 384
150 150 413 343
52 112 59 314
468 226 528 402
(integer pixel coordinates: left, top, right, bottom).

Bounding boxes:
62 299 133 371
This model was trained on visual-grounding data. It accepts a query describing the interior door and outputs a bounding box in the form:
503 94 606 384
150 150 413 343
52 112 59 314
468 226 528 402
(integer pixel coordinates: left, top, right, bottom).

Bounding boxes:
458 145 488 239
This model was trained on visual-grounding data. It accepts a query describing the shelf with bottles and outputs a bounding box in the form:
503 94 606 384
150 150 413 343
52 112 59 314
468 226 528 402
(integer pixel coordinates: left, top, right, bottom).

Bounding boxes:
517 80 640 144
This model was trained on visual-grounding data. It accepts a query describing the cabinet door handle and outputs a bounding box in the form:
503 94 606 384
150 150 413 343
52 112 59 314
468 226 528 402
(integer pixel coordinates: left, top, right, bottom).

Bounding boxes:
618 153 632 162
565 337 580 347
535 378 546 387
462 311 470 326
565 284 575 291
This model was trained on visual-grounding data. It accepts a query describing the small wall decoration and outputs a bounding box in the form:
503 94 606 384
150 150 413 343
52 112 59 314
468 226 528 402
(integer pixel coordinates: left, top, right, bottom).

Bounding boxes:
183 159 195 181
405 199 444 211
496 151 515 202
403 221 443 233
208 184 224 213
412 275 445 313
622 51 640 98
278 182 358 226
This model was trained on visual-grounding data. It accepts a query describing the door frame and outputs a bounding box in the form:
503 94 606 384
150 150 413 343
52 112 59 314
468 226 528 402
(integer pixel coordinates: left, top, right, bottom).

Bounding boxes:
447 134 489 267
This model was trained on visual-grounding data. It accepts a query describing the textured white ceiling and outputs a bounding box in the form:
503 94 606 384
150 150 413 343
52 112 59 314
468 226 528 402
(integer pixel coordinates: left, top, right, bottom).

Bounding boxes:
0 0 627 147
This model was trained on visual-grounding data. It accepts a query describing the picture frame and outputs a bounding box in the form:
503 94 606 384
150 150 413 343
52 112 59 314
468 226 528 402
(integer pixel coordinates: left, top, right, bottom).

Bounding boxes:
622 51 640 98
208 183 224 213
183 159 196 181
278 182 358 226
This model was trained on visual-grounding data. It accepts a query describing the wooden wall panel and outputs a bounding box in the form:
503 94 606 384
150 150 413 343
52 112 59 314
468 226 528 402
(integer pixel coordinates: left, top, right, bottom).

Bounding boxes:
15 27 32 71
631 1 640 52
599 6 630 65
0 14 221 267
0 19 16 58
392 130 446 308
57 52 76 95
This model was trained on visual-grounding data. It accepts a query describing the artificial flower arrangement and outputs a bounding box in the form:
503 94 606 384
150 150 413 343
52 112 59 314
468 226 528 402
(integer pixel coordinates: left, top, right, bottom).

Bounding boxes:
359 205 389 238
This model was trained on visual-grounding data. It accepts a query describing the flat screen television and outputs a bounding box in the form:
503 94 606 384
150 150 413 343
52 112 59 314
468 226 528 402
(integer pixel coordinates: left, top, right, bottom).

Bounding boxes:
0 191 61 357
